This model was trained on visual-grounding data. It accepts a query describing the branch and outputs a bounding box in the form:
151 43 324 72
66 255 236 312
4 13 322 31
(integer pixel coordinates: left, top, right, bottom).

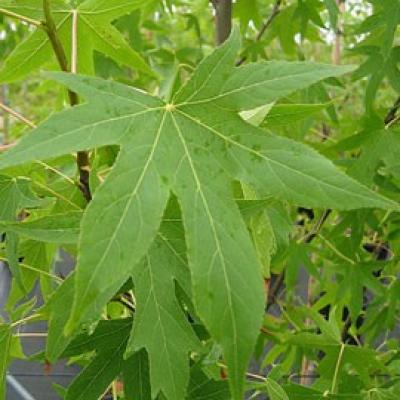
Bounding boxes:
0 101 36 129
384 96 400 126
0 7 41 26
211 0 232 45
0 143 15 152
331 0 345 65
302 209 332 244
42 0 92 202
236 0 282 66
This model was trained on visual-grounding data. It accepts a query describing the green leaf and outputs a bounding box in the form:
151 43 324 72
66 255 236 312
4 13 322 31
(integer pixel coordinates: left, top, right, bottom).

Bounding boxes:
318 345 385 387
350 129 400 184
240 104 274 127
234 0 260 29
45 274 76 362
187 365 230 400
262 103 329 127
0 324 11 400
264 378 289 400
0 211 82 243
284 384 337 399
0 175 40 220
242 185 275 278
123 350 152 400
0 175 41 290
0 0 154 82
323 0 339 28
0 28 398 400
174 32 356 110
6 240 50 309
126 232 199 399
65 319 132 400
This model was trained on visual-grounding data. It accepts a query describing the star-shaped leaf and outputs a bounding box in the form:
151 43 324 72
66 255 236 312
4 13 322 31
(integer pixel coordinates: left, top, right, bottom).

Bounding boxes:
0 29 397 399
0 0 154 82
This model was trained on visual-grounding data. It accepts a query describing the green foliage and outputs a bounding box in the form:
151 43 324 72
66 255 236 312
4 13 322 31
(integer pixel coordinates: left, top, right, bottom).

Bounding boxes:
0 0 155 82
0 1 399 400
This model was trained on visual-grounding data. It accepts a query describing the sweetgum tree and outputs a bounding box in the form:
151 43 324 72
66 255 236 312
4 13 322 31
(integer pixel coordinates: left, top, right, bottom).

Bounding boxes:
0 1 399 399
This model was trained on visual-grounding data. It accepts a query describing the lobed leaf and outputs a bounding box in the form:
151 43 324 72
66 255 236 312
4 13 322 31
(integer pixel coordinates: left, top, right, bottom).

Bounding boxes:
0 28 398 400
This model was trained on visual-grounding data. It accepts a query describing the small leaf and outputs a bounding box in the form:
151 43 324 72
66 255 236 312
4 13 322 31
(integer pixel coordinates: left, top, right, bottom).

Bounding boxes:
123 350 152 400
264 378 289 400
323 0 339 28
65 319 132 400
45 274 76 362
187 365 230 400
0 175 41 290
262 103 329 127
0 211 82 243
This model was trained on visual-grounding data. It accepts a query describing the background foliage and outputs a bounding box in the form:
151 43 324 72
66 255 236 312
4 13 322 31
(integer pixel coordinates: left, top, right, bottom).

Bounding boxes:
0 0 400 399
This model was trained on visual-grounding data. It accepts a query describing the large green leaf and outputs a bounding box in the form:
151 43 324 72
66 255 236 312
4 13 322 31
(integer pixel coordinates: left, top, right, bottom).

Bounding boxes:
0 29 397 400
0 0 154 82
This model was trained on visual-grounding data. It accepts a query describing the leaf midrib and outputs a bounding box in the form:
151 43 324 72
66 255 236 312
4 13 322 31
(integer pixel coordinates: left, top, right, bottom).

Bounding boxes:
0 107 160 169
170 112 239 378
75 110 168 314
175 66 351 107
78 3 136 17
175 108 393 207
73 339 127 400
146 255 180 400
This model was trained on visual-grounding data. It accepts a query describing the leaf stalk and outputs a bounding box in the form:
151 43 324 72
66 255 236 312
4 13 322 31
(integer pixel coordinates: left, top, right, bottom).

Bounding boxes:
0 101 36 129
42 0 92 202
0 7 41 27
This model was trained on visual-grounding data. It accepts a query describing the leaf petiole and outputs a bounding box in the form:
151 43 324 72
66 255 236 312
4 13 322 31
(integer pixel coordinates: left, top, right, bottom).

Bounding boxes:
0 7 42 27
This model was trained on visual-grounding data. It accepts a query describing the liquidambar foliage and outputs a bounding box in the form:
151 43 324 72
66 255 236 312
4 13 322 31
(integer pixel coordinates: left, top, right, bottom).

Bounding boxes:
0 1 400 399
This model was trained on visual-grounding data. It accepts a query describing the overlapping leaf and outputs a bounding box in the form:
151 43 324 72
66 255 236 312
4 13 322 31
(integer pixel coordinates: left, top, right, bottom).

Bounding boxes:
0 175 41 290
126 223 199 399
351 0 400 109
0 29 397 399
0 0 154 82
0 211 82 243
61 318 132 400
187 365 230 400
